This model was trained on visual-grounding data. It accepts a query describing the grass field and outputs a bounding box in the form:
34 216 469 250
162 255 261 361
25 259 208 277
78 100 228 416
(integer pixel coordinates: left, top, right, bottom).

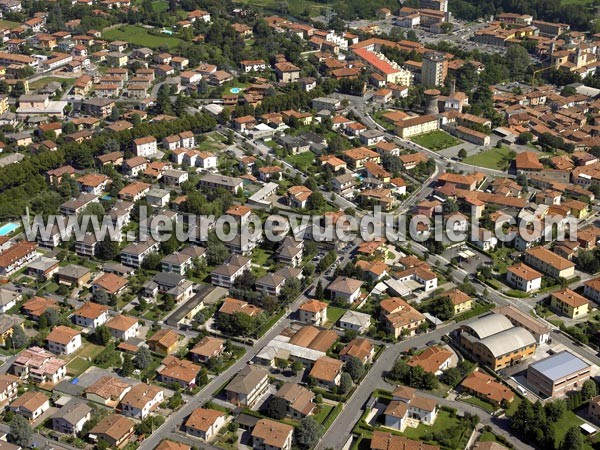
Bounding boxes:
285 151 315 171
326 306 347 325
233 0 327 17
0 19 21 29
411 130 461 151
67 357 92 377
463 146 514 170
313 404 334 424
400 410 462 441
103 25 182 49
29 77 76 90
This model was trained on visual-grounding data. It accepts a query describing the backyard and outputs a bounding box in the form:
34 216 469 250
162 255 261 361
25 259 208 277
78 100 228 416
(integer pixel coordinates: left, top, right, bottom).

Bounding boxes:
103 25 183 49
411 131 461 151
463 146 515 170
326 306 347 326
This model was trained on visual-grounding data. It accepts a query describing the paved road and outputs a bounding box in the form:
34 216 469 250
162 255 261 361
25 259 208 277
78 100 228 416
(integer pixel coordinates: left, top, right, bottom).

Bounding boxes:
137 251 349 450
315 317 535 450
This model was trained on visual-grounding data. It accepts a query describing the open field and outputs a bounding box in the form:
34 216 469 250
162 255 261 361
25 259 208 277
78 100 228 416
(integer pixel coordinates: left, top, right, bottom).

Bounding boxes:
103 25 182 49
411 130 461 151
285 151 315 171
29 77 76 90
463 146 513 170
0 19 21 29
232 0 327 17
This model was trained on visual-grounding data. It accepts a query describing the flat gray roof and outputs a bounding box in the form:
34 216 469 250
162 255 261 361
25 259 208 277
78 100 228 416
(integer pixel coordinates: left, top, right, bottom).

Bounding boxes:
529 350 590 381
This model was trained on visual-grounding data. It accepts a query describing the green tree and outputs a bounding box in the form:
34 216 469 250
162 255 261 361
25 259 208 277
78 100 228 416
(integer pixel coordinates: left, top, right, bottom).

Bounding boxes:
429 297 455 321
94 325 111 346
122 355 135 376
582 379 597 399
134 346 152 370
307 192 326 211
295 417 324 449
98 236 120 261
344 356 365 382
8 326 28 349
339 372 353 394
457 148 467 160
9 415 33 447
560 426 584 450
440 367 462 387
264 397 288 420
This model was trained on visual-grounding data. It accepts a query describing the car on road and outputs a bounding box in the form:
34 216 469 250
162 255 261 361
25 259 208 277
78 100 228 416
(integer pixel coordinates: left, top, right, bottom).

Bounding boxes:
426 340 439 346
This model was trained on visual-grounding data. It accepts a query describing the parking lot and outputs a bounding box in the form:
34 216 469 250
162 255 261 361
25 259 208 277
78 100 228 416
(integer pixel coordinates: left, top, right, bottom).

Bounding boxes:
442 244 492 275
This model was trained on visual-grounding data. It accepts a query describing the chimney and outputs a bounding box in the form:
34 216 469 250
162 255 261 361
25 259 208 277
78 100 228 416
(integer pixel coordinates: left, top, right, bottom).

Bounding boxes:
450 79 456 97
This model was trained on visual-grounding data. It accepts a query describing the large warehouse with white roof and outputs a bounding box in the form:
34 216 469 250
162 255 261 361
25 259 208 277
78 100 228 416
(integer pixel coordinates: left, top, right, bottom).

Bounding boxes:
459 313 537 371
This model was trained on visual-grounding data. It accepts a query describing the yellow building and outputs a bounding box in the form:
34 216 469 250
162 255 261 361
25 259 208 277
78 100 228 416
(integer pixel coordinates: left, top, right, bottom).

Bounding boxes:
0 316 25 347
550 288 589 319
459 314 537 371
443 288 473 315
0 96 7 115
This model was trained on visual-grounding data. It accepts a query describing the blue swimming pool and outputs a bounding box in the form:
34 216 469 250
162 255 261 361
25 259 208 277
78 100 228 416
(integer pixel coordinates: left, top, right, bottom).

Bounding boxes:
230 87 243 94
0 222 19 236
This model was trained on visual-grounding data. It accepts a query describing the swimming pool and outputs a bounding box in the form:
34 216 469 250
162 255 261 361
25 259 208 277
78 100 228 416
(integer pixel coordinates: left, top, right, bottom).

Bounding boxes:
230 87 243 94
0 222 19 236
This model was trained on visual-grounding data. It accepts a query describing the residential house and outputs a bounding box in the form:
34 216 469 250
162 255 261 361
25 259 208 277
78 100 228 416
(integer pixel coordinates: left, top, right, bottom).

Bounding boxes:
11 346 67 384
550 289 589 319
89 414 135 448
407 346 453 375
225 365 269 408
251 419 293 450
309 356 343 389
189 336 225 363
105 315 139 341
120 383 164 419
506 263 542 293
339 338 375 364
273 383 315 419
298 300 328 326
46 326 82 355
157 356 201 389
72 302 109 329
51 400 92 435
339 310 372 334
184 407 226 441
327 276 363 304
9 391 50 421
147 329 181 355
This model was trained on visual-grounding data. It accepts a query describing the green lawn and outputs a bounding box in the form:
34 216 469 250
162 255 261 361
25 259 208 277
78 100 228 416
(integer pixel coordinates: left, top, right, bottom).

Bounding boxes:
66 357 92 377
459 395 497 413
553 410 589 449
410 131 461 151
285 151 315 171
313 404 334 424
400 410 461 441
29 77 76 90
0 19 21 29
233 0 328 17
103 25 183 49
326 306 347 325
252 248 274 267
463 146 514 170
